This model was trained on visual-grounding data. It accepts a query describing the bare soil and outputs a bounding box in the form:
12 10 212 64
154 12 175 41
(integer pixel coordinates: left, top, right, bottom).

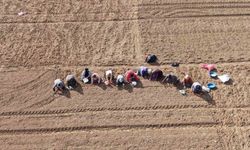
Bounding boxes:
0 0 250 149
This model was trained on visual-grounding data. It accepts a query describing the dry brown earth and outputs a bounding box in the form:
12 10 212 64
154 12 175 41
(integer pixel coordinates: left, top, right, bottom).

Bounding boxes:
0 0 250 149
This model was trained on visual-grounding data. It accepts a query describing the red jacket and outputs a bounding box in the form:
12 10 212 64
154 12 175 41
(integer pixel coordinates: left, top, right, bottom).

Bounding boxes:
125 70 139 83
183 77 193 84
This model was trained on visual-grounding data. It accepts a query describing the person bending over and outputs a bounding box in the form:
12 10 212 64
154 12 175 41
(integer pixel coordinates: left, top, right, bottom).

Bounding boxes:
91 73 101 85
53 79 66 94
65 74 77 90
81 68 92 84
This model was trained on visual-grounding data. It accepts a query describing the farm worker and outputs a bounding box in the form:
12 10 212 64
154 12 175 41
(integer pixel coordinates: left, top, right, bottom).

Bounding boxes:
182 74 193 88
125 70 139 83
149 69 163 81
145 54 157 63
65 74 77 90
137 66 152 79
116 74 125 86
191 82 203 94
91 73 101 85
104 69 114 85
162 74 179 85
81 68 92 83
53 79 65 94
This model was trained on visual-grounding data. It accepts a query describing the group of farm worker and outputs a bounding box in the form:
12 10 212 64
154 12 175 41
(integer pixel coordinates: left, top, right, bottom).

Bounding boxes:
53 54 204 95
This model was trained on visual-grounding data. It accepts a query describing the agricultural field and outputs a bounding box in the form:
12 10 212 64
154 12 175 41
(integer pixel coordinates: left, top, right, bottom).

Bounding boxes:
0 0 250 149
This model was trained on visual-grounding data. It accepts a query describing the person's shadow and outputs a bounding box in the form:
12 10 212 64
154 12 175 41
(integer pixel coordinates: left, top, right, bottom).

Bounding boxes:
174 82 184 90
160 75 183 90
124 83 133 93
135 80 143 88
197 92 215 105
73 82 84 94
147 62 160 66
117 85 124 91
63 88 71 98
97 82 107 90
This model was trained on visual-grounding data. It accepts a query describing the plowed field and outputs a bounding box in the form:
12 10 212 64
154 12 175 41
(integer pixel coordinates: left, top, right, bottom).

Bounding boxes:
0 0 250 149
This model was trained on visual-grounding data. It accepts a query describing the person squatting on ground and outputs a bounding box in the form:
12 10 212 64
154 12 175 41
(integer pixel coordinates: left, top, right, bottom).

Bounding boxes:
162 73 179 85
81 68 91 84
145 54 157 64
65 74 77 90
149 69 163 81
137 66 152 79
182 74 193 88
116 74 125 87
125 70 139 86
104 69 114 85
53 79 65 94
91 73 101 85
191 82 203 95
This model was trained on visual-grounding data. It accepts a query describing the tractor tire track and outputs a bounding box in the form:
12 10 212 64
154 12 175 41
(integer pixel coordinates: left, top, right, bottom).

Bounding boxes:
0 122 220 134
137 2 250 6
0 104 212 116
138 3 250 10
2 121 250 135
1 8 250 25
7 13 250 23
1 104 250 117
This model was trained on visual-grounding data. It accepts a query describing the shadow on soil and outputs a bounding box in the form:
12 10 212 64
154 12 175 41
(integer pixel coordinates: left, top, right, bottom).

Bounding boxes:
197 92 215 105
73 82 84 94
147 62 160 66
124 84 133 93
225 79 234 85
97 82 107 90
63 89 71 98
120 80 143 93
